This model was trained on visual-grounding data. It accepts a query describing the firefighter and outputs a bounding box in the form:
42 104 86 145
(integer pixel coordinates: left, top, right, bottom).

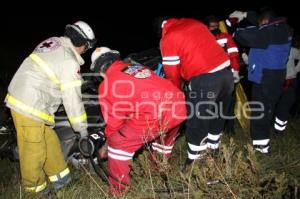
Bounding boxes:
274 37 300 133
5 21 96 193
91 47 186 196
158 18 234 169
230 8 292 154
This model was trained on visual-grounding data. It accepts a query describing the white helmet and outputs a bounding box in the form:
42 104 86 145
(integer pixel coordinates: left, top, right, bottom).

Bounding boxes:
66 21 97 49
90 47 120 72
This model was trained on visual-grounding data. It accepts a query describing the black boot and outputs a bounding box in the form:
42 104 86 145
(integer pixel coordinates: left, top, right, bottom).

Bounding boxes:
180 158 194 172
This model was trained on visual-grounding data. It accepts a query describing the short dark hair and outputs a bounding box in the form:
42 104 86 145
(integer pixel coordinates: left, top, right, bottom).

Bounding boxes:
259 7 277 21
204 15 219 26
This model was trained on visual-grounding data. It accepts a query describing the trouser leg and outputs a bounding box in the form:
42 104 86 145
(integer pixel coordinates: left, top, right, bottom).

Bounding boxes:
274 80 296 132
151 126 179 159
185 76 217 160
208 92 232 149
107 126 151 196
11 110 47 193
43 126 70 189
251 70 285 153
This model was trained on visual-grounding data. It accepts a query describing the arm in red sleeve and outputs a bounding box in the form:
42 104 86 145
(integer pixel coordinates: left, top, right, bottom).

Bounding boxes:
226 34 240 71
99 98 127 138
98 82 132 138
160 37 182 89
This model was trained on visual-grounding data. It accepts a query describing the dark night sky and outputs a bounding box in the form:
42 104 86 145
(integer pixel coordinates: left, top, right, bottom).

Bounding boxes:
1 0 299 81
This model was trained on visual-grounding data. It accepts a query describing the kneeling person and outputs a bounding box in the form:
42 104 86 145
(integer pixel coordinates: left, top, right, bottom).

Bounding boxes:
91 47 187 196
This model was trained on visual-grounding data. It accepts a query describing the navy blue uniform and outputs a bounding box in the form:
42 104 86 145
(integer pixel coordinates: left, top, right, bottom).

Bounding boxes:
234 12 292 153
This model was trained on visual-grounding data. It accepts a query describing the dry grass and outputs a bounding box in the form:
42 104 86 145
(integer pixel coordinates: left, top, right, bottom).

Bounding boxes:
1 119 300 198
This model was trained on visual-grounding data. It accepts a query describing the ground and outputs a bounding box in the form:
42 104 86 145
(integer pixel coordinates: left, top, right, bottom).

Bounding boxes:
1 119 300 199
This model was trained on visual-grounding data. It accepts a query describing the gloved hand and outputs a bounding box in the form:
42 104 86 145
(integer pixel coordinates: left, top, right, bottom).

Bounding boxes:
97 142 108 159
232 70 240 83
229 11 247 23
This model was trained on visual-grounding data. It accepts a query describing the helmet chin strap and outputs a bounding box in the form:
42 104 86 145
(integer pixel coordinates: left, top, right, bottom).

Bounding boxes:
86 38 97 49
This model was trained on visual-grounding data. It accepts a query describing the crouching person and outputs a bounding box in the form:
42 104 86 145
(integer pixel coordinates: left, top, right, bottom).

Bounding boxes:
91 47 187 196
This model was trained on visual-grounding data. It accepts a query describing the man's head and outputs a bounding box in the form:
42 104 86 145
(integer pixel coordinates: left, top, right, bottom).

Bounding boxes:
204 15 221 35
205 15 220 31
64 21 97 54
90 47 120 75
258 7 277 25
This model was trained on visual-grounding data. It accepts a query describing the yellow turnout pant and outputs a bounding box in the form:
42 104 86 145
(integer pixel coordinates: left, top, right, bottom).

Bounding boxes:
11 110 68 192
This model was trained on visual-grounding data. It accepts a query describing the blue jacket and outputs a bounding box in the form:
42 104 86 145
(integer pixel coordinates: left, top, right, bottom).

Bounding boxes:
234 13 292 83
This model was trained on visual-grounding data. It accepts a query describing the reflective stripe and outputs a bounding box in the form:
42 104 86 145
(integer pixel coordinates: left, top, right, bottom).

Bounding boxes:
6 94 54 123
253 139 270 146
188 82 192 91
49 168 70 182
207 142 220 149
108 153 132 161
107 146 134 161
188 143 207 152
207 133 221 141
152 142 173 150
225 19 232 27
108 146 134 157
152 146 172 154
162 56 180 61
227 47 239 53
25 182 47 193
217 38 228 45
187 152 204 160
29 54 60 85
274 123 286 131
254 146 270 154
61 80 82 91
161 20 167 28
162 60 180 65
69 112 87 124
162 56 180 65
275 117 287 126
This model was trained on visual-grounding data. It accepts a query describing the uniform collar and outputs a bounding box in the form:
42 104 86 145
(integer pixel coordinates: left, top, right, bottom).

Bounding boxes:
106 60 128 76
61 37 85 65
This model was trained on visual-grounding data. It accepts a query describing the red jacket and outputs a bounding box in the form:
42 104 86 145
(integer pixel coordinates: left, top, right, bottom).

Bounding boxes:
98 61 187 138
215 32 240 71
161 18 230 88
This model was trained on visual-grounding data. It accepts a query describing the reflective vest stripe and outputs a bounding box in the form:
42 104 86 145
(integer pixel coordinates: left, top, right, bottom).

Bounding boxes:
6 94 54 123
227 47 239 53
69 112 87 124
49 167 70 182
61 80 82 91
30 54 83 92
29 54 60 85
